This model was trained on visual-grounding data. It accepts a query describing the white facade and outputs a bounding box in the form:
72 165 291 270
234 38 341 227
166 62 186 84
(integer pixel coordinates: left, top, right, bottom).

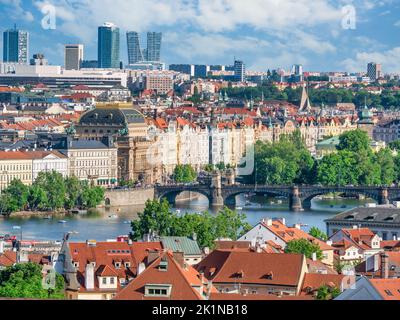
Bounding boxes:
32 152 68 180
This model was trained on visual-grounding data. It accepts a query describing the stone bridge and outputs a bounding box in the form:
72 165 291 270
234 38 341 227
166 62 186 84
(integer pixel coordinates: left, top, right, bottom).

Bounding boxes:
155 178 400 211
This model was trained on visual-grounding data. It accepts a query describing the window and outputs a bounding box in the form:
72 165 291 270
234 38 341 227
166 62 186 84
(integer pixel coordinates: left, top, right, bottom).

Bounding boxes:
145 285 171 297
110 277 115 284
102 278 107 285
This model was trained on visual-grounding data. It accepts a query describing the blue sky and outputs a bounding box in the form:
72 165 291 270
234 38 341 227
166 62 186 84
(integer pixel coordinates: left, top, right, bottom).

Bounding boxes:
0 0 399 73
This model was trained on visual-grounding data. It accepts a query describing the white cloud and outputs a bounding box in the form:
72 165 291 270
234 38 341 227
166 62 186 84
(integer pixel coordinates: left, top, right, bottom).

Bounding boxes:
341 47 400 73
394 20 400 27
0 0 34 22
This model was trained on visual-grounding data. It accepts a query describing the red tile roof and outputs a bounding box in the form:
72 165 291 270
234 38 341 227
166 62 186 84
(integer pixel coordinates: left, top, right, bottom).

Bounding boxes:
369 278 400 300
115 251 214 300
301 273 345 296
68 241 162 292
196 250 305 287
262 220 333 251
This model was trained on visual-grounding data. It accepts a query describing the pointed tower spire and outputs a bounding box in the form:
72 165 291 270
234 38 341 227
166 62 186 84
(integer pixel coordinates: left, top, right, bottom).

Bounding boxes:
299 85 311 113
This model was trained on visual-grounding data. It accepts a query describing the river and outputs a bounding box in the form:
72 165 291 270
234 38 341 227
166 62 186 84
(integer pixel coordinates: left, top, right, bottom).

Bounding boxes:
0 194 374 242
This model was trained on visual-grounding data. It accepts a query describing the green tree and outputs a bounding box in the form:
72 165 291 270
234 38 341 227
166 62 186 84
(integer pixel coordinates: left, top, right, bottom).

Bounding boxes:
284 238 323 260
337 129 370 153
34 171 66 210
3 179 29 211
0 193 20 215
309 227 328 241
389 140 400 151
28 185 48 211
131 198 175 241
0 263 65 299
316 285 340 300
375 148 395 186
64 176 82 209
174 165 197 183
79 185 104 209
131 200 250 248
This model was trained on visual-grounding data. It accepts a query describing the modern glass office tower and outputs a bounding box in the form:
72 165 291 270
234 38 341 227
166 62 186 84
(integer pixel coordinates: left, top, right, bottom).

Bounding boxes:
3 26 29 63
126 31 144 64
234 60 245 82
98 22 120 68
146 32 162 62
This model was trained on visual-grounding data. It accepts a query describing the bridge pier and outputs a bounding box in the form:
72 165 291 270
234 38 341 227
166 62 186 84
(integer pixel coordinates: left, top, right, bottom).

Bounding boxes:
290 186 303 211
210 171 224 208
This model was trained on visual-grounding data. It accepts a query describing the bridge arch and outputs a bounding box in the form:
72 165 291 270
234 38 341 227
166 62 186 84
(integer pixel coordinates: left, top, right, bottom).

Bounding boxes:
223 189 291 207
156 188 212 206
301 189 380 209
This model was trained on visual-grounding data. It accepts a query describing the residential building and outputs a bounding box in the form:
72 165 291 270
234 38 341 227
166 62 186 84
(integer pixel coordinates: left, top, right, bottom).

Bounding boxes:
3 26 29 64
329 227 382 263
336 276 400 300
373 118 400 143
98 22 120 69
0 150 33 192
325 206 400 241
169 64 195 77
55 137 118 187
64 44 84 70
115 251 215 300
30 150 69 180
58 239 163 300
367 62 382 82
239 218 334 266
195 250 308 296
160 236 203 265
143 71 175 94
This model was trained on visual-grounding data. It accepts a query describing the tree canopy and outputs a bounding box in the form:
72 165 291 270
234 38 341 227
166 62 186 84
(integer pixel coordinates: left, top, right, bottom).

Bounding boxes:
130 199 252 248
174 165 197 183
0 171 105 215
0 263 65 299
284 238 323 260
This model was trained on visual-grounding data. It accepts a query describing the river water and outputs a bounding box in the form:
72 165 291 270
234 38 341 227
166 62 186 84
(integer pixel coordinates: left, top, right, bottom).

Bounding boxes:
0 194 374 242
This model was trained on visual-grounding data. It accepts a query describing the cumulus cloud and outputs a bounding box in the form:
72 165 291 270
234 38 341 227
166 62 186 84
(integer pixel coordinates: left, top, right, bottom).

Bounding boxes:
341 47 400 73
0 0 34 22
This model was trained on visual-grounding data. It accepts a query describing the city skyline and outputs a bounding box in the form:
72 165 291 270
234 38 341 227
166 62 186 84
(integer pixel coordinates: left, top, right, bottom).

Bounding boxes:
0 1 398 72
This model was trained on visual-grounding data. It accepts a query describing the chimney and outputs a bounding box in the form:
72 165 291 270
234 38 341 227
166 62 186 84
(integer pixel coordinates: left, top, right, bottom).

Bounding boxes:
0 240 4 254
265 218 273 226
312 252 317 261
294 223 301 230
147 250 160 266
85 263 95 290
326 240 333 246
173 251 185 269
352 225 358 229
280 218 286 225
137 262 146 275
380 253 389 279
18 251 29 263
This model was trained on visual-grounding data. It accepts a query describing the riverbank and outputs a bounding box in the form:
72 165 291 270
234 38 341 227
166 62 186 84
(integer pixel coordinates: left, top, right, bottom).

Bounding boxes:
1 210 68 219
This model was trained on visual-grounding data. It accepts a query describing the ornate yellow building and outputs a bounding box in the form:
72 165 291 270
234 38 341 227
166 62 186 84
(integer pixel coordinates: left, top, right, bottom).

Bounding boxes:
76 103 161 184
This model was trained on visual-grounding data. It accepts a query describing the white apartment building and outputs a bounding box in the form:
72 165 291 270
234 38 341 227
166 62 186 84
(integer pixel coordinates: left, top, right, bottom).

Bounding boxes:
30 151 69 180
58 138 118 187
